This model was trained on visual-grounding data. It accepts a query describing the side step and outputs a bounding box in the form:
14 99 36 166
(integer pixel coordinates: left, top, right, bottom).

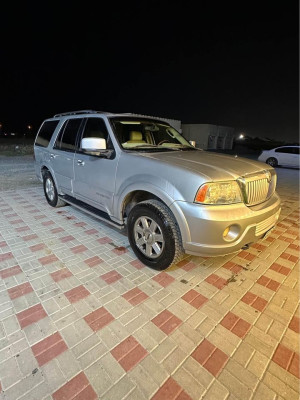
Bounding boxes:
59 195 124 230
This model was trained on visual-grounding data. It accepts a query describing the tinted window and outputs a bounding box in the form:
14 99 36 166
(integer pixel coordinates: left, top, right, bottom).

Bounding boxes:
55 118 83 151
292 147 300 155
275 147 294 154
35 120 59 147
80 118 113 149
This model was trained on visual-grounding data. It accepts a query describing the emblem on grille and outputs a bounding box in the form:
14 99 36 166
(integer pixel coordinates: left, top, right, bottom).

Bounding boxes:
264 170 272 183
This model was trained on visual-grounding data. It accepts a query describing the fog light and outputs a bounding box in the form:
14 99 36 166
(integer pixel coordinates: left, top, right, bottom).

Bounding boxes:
223 227 230 238
223 225 240 242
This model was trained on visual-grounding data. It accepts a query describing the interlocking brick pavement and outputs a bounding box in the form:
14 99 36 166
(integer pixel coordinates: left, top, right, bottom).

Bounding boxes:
0 167 299 399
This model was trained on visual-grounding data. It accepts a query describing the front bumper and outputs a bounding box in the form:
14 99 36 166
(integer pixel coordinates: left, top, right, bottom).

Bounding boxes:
170 192 281 257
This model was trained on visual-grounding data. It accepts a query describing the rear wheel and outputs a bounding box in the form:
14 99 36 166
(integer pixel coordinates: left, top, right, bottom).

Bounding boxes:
127 199 183 270
266 157 278 167
43 171 66 208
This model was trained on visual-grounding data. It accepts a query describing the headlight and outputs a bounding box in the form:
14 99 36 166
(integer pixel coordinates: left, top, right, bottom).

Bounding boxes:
195 181 242 204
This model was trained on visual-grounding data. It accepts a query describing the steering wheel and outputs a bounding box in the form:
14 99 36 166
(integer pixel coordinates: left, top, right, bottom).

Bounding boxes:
157 140 169 145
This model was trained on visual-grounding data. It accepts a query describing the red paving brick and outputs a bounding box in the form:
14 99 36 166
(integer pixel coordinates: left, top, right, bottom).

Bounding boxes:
241 292 268 312
15 226 30 232
0 265 22 279
100 270 122 284
51 268 73 282
111 335 148 372
112 246 128 255
130 259 145 269
29 243 46 252
269 263 291 276
152 310 182 334
84 255 104 267
238 250 256 261
257 275 280 291
122 287 149 305
288 316 300 333
84 307 114 331
182 289 208 309
39 254 59 265
16 303 47 328
152 272 175 287
279 252 299 263
71 244 88 254
32 332 68 366
42 220 55 226
223 261 243 274
51 227 65 234
272 343 294 369
151 377 192 400
52 371 97 400
181 261 198 272
192 339 228 377
22 234 38 241
60 235 75 243
205 274 228 289
97 236 112 244
85 228 98 235
252 243 267 251
0 241 8 248
0 252 14 262
8 282 33 300
221 312 251 338
289 353 300 378
65 285 90 303
10 219 23 224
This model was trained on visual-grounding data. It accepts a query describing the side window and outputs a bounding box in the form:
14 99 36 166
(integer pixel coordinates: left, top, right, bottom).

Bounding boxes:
54 118 83 152
275 147 293 154
292 147 300 155
80 118 113 150
35 120 59 147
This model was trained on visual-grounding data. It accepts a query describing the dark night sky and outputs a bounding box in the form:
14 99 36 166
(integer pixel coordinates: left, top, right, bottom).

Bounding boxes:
0 1 299 142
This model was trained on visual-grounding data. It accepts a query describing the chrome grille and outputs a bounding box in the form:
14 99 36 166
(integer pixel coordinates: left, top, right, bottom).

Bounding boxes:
238 171 276 206
245 178 269 205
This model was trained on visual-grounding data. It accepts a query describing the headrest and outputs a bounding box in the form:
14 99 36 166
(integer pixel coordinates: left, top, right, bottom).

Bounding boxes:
129 131 142 141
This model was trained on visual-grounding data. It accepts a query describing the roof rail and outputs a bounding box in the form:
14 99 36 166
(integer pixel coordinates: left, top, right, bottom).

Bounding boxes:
53 110 108 117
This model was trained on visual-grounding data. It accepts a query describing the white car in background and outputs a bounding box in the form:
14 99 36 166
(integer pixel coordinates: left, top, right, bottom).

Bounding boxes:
258 145 300 168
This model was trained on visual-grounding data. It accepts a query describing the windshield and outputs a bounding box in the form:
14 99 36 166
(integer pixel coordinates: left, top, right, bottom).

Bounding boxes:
109 116 195 151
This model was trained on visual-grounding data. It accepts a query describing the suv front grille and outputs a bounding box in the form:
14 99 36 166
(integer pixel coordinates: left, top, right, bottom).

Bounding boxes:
238 171 277 206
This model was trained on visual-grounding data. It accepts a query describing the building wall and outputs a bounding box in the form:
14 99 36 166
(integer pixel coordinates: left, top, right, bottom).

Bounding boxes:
181 124 235 150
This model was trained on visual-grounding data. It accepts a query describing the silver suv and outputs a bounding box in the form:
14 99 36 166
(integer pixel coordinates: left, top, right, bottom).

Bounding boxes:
34 110 281 270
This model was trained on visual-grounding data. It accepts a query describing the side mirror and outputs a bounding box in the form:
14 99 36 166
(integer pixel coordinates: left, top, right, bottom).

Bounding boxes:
81 137 107 152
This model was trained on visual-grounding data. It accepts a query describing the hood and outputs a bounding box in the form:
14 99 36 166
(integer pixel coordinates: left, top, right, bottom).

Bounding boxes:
141 150 271 180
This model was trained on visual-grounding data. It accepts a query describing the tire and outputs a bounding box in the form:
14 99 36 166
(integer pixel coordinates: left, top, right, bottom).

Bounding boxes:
266 157 278 167
43 171 66 208
127 199 184 270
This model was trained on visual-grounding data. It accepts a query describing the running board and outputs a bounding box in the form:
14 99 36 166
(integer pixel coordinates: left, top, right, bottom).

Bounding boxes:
59 195 124 230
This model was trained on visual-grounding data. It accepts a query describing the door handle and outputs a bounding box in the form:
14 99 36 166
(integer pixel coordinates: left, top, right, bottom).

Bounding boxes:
50 153 56 159
77 160 85 166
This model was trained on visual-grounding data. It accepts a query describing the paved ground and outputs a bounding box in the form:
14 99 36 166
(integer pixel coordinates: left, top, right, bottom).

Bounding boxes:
0 157 299 400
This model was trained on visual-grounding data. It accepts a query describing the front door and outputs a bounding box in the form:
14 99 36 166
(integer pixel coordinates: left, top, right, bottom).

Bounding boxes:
73 117 118 215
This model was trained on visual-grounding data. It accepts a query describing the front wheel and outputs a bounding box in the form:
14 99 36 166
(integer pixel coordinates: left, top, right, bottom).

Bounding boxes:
43 171 66 208
127 199 183 270
266 157 278 167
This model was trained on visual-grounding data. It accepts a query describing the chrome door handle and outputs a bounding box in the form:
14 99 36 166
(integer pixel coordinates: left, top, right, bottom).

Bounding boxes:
77 160 85 166
50 153 56 159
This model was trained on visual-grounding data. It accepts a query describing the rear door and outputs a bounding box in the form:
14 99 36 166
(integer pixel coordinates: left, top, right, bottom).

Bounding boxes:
50 118 83 195
73 117 118 214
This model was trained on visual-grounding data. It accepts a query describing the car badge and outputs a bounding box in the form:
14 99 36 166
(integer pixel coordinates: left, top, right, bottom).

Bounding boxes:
264 170 272 183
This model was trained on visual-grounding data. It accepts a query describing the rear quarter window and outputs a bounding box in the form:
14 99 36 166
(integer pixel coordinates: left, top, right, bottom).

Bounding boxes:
35 120 59 147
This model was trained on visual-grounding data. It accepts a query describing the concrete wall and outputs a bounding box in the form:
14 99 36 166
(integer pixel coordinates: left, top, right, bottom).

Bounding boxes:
181 124 235 150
